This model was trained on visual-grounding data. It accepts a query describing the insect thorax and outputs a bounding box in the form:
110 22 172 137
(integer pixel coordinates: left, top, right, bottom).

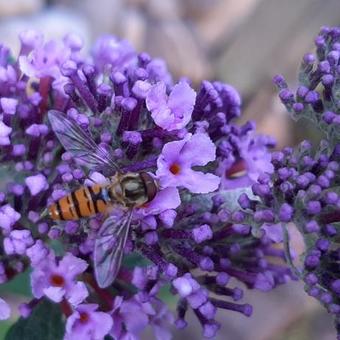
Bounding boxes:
108 172 147 207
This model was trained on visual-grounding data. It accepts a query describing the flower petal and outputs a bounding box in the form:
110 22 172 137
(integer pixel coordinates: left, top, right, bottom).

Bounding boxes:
181 169 220 194
140 187 180 215
43 286 65 302
181 133 216 166
167 81 196 130
146 81 167 113
59 253 88 278
67 282 89 306
0 298 10 320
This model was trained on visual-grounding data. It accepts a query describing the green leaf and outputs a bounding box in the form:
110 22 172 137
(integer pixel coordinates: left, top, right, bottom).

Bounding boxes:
122 251 150 269
5 299 64 340
0 270 32 297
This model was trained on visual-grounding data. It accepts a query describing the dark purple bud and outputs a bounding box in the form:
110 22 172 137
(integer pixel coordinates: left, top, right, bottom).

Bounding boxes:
199 301 217 320
279 203 294 222
216 272 229 286
305 91 320 104
318 60 331 74
325 191 338 204
278 89 294 104
317 175 330 188
232 224 250 235
192 225 213 244
316 239 330 252
323 111 336 124
297 86 309 98
306 201 322 215
328 304 340 314
304 220 320 233
307 185 322 198
322 74 334 86
308 286 320 297
200 257 214 271
327 50 340 66
324 224 337 237
203 322 220 338
304 273 318 286
320 292 332 304
231 211 245 223
304 255 320 269
272 75 287 89
254 210 275 223
331 280 340 295
303 53 315 65
292 102 304 113
175 319 187 329
238 193 251 209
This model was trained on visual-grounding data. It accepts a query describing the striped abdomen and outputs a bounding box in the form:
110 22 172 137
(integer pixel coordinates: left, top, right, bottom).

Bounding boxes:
48 184 110 220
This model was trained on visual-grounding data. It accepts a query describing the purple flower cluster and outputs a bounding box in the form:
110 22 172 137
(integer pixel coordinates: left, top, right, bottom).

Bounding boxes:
271 26 340 336
0 30 284 339
273 26 340 146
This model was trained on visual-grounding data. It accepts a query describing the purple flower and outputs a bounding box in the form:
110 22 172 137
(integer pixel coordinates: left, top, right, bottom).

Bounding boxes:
139 187 181 216
217 132 274 189
0 98 18 115
26 240 50 265
25 174 49 196
146 81 196 131
0 204 21 231
0 121 12 145
65 304 113 340
92 35 136 71
156 133 220 193
31 252 88 305
19 37 71 94
4 230 34 255
110 296 150 339
0 298 10 320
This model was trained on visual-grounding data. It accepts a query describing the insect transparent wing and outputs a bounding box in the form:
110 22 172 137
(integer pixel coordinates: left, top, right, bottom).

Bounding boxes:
94 210 133 288
48 110 119 172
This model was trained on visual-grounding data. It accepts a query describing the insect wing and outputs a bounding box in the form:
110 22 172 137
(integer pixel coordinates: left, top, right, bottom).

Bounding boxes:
94 211 133 288
48 110 119 173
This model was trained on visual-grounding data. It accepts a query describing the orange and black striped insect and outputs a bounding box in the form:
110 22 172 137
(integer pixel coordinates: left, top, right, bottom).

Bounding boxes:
45 110 158 288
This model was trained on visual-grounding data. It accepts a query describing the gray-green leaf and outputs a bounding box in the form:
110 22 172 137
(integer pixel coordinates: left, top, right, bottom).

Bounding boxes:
5 299 64 340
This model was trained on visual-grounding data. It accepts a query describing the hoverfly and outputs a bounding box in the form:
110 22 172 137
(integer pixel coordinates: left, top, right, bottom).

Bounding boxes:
46 110 158 288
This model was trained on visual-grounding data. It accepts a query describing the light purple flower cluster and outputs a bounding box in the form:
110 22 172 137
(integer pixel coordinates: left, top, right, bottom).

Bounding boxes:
271 26 340 336
0 31 289 339
273 26 340 146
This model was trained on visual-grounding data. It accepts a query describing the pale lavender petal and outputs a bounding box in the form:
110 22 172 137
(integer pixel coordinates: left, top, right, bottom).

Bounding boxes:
67 282 89 306
146 81 167 113
0 298 10 320
261 223 283 243
141 187 180 215
0 121 12 145
25 174 48 196
167 81 196 129
59 253 88 278
120 301 149 333
91 311 114 338
180 133 216 166
84 171 109 186
180 169 220 194
0 98 18 115
43 286 65 302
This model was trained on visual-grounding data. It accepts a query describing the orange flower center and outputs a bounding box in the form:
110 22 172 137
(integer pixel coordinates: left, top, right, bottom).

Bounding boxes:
169 163 181 175
50 274 65 287
79 312 89 324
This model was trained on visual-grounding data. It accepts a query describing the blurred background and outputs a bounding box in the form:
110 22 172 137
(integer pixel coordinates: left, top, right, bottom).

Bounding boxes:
0 0 339 339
